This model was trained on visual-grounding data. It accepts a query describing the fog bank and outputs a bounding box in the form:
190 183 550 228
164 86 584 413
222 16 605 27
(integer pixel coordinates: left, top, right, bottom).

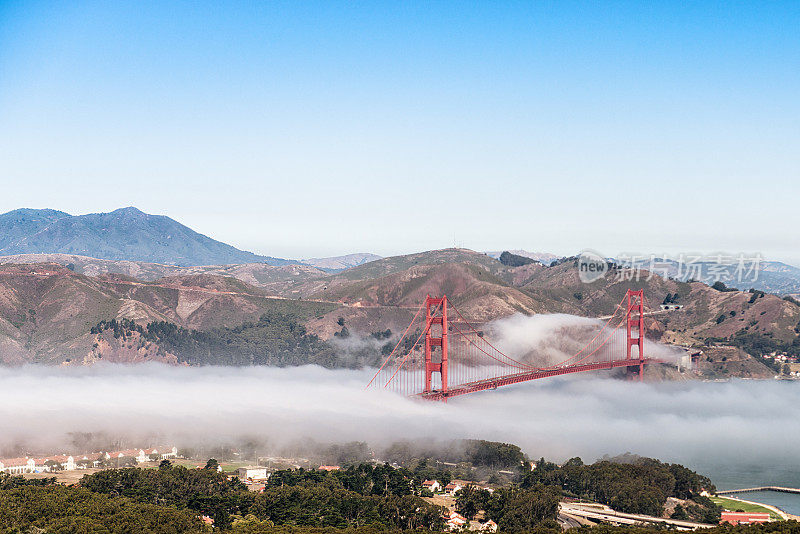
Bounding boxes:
2 364 798 477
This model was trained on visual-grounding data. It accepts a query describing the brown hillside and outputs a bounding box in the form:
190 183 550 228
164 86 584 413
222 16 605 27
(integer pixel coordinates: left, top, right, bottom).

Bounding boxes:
0 263 339 363
1 250 798 376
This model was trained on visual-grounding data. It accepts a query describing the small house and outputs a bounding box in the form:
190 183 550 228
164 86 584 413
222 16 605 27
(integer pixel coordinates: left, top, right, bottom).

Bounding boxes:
445 482 463 495
422 480 442 492
237 466 269 481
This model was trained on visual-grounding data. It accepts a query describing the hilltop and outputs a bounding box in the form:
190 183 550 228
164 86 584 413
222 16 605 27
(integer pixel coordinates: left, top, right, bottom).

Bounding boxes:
0 207 292 266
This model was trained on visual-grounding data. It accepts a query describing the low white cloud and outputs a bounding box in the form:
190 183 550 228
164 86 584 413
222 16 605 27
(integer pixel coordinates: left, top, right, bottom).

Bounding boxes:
1 363 798 488
484 313 684 367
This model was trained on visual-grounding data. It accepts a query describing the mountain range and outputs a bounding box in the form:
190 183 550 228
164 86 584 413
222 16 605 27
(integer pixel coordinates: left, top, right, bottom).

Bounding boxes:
4 208 799 297
0 206 798 379
0 207 292 267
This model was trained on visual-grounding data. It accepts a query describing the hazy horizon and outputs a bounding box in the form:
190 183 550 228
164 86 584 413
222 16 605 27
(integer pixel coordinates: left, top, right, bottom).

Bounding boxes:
2 205 799 269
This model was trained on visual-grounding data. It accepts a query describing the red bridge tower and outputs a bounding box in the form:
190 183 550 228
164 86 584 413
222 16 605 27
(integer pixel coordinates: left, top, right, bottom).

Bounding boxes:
625 289 645 381
423 295 448 395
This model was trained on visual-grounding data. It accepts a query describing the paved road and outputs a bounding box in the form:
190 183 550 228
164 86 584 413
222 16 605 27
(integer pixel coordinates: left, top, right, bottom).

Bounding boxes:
557 511 590 529
560 502 714 530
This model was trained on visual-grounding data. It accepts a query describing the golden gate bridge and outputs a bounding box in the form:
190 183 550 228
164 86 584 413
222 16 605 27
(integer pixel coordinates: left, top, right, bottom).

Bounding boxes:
366 289 659 401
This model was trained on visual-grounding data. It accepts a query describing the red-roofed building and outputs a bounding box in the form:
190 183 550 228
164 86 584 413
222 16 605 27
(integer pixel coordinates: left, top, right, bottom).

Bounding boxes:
445 482 463 495
446 511 468 531
0 457 36 474
720 512 770 525
318 465 340 471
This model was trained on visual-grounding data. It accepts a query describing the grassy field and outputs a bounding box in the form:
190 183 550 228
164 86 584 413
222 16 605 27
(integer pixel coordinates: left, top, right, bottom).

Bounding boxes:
23 468 100 485
218 461 254 473
159 458 252 471
710 495 783 520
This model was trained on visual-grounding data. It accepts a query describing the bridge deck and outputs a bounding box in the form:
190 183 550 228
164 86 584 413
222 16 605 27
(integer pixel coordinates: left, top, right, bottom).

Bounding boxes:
419 358 656 400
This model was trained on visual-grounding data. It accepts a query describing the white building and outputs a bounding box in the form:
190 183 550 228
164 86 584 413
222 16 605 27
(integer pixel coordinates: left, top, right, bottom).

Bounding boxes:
1 447 181 474
1 446 178 474
445 482 463 495
0 458 36 474
0 455 77 474
422 479 442 492
237 466 269 481
144 446 179 460
105 446 179 464
43 455 76 471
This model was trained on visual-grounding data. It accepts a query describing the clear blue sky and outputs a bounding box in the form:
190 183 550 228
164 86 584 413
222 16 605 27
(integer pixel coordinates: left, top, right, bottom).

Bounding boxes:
1 1 798 262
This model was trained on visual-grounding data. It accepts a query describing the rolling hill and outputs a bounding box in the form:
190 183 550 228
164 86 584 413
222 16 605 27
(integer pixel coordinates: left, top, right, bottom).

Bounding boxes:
0 263 338 364
296 250 800 379
0 248 797 379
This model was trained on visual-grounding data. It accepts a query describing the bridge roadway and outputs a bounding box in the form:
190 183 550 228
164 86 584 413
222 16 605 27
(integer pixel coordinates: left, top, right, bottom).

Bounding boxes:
595 309 671 320
718 486 800 495
419 358 658 401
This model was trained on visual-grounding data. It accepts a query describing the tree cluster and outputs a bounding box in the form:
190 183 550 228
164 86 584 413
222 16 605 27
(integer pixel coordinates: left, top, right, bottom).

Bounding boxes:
80 462 250 528
0 484 203 533
77 462 444 531
498 252 537 268
455 483 561 532
730 330 800 360
519 456 719 522
462 440 525 470
1 464 794 534
90 312 386 368
268 464 413 498
711 281 739 292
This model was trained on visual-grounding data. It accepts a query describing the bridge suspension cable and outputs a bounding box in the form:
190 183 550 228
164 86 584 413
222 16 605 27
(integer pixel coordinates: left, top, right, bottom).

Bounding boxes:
366 290 653 400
